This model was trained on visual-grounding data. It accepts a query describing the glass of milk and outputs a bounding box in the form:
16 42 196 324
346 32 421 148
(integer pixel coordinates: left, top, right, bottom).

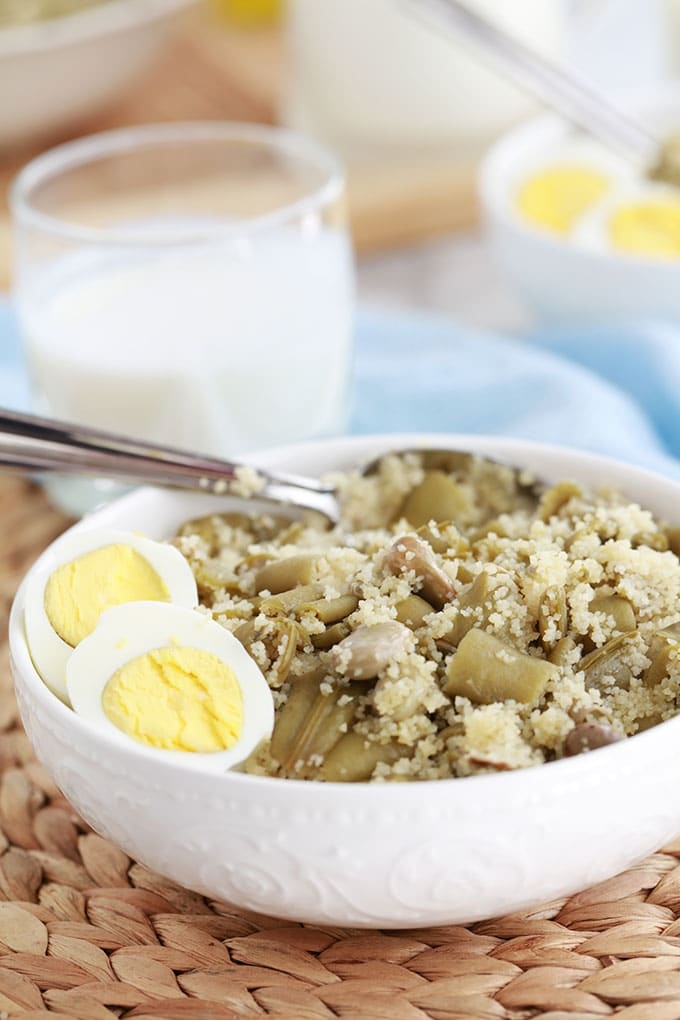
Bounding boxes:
10 122 354 515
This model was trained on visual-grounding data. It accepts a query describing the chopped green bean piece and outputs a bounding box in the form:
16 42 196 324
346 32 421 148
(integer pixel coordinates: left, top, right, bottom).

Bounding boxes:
444 628 557 705
254 556 317 595
400 470 471 527
319 731 405 782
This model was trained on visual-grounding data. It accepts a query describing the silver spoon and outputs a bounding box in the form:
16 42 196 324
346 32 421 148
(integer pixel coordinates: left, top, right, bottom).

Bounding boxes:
0 408 540 523
404 0 678 182
0 408 341 521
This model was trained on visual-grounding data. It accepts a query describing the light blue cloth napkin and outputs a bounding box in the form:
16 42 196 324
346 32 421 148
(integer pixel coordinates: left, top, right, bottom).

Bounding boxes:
352 308 680 481
2 297 679 479
0 301 31 415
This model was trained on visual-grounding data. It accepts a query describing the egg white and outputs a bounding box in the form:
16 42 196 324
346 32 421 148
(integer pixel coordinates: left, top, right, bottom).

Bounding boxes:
65 601 274 773
24 528 198 704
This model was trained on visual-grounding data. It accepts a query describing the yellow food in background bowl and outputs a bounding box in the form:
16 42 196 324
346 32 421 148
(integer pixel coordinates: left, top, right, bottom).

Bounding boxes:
211 0 281 23
569 180 680 261
516 165 610 235
478 94 680 329
609 199 680 258
512 142 680 261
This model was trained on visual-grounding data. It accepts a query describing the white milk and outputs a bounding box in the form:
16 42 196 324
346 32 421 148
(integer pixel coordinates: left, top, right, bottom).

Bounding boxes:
17 226 354 512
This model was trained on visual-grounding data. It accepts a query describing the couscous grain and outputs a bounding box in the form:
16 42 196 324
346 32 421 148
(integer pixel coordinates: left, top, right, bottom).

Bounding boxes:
174 453 680 782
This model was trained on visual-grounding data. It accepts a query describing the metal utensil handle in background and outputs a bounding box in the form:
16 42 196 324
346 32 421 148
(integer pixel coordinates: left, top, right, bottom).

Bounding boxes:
404 0 659 161
0 408 339 520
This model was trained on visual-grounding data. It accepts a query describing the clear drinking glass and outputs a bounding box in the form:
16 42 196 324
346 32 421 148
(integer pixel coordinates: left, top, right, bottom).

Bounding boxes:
10 122 355 515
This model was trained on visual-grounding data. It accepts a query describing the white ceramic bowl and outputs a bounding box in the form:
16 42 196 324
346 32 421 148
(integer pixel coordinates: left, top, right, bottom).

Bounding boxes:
0 0 194 149
479 87 680 324
9 433 680 928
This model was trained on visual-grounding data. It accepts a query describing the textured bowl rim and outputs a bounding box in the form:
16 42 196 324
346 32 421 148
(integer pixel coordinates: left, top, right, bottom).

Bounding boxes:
10 431 680 800
0 0 194 56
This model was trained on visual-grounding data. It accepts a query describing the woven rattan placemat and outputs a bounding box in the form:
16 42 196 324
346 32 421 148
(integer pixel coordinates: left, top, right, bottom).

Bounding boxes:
3 476 680 1020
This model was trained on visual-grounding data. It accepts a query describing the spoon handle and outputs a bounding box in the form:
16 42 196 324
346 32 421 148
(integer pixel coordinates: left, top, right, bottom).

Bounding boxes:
0 408 339 519
406 0 658 161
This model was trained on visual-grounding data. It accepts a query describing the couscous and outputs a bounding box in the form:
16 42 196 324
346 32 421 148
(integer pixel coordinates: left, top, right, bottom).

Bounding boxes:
174 452 680 782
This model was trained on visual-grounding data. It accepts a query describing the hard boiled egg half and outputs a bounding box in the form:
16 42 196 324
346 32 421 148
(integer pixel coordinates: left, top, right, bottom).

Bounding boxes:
24 528 198 703
572 181 680 260
514 138 635 236
66 602 274 772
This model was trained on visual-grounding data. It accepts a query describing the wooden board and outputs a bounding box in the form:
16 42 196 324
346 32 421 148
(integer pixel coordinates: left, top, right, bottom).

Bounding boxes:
0 7 478 290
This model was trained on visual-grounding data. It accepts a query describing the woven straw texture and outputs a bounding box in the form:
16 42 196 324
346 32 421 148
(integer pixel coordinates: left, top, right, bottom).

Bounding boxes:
4 476 680 1019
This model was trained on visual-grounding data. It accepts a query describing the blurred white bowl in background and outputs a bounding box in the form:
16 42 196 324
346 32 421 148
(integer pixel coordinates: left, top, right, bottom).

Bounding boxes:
0 0 194 150
479 86 680 324
283 0 565 156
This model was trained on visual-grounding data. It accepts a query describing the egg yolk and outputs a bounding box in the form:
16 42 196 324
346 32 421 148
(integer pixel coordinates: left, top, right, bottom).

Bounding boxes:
609 201 680 258
44 544 169 647
102 646 243 752
516 165 610 234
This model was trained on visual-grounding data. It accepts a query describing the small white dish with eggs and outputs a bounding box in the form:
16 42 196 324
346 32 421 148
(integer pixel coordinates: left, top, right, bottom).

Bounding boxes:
479 86 680 323
10 433 680 928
